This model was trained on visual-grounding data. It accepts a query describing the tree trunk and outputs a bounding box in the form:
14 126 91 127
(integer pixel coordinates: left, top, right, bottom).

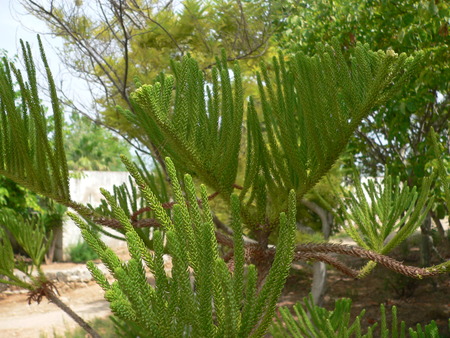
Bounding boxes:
430 210 446 239
311 262 327 306
44 226 64 264
301 200 331 306
420 212 432 267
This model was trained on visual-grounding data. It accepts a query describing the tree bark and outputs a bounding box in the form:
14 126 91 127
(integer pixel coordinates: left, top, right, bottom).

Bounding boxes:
430 210 446 239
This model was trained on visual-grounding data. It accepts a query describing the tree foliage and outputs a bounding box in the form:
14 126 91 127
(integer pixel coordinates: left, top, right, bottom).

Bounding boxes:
1 35 449 337
71 158 297 336
0 38 69 204
64 112 132 171
126 42 424 236
277 0 449 195
276 1 450 268
20 0 284 146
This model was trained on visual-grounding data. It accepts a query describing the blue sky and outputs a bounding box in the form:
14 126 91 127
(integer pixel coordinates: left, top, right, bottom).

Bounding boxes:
0 1 61 67
0 0 31 55
0 0 91 110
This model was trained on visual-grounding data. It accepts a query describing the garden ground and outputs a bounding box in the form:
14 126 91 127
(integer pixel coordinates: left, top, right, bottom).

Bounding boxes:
0 238 449 337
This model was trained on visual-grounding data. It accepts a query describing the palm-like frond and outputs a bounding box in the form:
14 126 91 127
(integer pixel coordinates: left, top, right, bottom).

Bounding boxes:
123 41 423 229
0 37 69 203
125 53 244 196
245 42 423 222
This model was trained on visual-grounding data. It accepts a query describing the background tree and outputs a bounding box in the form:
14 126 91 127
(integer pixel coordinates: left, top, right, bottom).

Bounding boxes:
276 0 450 264
64 112 132 171
19 0 286 162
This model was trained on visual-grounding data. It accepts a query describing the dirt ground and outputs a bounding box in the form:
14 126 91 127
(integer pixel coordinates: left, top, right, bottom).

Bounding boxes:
0 280 109 337
0 243 449 337
280 244 450 336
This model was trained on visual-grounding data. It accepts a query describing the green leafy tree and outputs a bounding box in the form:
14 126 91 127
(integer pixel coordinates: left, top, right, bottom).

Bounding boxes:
64 112 132 171
276 0 450 251
19 0 284 159
0 36 449 337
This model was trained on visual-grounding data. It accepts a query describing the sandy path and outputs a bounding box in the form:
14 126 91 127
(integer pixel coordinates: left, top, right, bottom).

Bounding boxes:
0 283 110 337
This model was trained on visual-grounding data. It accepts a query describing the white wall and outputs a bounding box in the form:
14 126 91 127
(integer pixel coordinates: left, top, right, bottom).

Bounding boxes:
63 171 131 260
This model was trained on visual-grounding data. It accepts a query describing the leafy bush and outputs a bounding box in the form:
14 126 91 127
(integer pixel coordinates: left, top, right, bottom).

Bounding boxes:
68 241 99 263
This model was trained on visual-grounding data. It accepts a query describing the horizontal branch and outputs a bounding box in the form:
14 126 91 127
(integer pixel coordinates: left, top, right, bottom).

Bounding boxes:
294 252 359 278
295 243 446 279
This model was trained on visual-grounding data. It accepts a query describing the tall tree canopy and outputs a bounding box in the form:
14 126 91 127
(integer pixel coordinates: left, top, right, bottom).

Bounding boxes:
277 0 449 180
276 1 450 234
20 0 284 147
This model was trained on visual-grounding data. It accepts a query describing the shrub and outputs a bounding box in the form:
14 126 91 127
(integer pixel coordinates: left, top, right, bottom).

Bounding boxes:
68 241 99 263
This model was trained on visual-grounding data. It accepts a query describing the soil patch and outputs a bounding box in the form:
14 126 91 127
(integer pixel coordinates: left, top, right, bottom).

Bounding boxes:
0 280 109 337
279 243 450 336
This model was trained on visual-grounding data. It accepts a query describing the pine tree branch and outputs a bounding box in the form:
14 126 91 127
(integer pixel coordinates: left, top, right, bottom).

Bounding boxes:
129 185 242 221
295 243 445 278
294 252 359 278
129 191 220 221
93 207 448 280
